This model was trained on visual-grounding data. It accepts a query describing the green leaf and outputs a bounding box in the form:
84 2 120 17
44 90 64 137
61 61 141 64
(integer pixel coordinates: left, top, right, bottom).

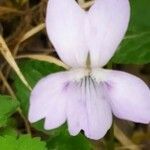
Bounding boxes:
112 0 150 64
0 135 47 150
129 0 150 32
0 95 19 127
0 127 18 137
112 32 150 64
47 126 92 150
17 135 47 150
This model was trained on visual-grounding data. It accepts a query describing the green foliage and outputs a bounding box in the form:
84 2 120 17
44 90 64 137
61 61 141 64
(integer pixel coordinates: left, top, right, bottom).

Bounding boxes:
47 128 92 150
112 0 150 64
0 95 19 127
0 127 18 137
0 135 47 150
112 32 150 64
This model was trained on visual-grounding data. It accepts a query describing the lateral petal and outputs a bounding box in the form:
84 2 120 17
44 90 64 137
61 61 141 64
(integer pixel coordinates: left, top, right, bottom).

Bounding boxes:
28 71 71 128
28 69 87 129
93 69 150 123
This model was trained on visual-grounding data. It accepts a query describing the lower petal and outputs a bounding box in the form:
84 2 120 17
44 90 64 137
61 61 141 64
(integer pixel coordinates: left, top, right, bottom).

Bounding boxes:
84 79 112 139
66 77 112 140
94 69 150 123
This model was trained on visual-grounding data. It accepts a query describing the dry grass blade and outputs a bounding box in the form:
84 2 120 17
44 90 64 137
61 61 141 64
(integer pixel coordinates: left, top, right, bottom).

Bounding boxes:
0 6 23 16
0 35 31 90
17 54 70 70
116 145 143 150
114 124 141 150
20 23 45 43
14 23 46 55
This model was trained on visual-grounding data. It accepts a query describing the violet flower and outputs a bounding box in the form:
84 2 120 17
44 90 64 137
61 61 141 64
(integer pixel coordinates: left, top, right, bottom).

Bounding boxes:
28 0 150 140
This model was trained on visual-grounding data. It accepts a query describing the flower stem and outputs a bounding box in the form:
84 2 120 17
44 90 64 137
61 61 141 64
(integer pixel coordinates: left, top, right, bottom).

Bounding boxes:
106 122 115 150
17 108 32 134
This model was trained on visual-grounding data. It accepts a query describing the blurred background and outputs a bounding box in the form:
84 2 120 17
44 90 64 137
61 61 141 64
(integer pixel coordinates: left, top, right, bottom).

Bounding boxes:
0 0 150 150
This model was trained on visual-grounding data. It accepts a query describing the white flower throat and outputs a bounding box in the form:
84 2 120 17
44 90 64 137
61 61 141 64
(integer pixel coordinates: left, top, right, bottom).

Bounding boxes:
70 53 106 84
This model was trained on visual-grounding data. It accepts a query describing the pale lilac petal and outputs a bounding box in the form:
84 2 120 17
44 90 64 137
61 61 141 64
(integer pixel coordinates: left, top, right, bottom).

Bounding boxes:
85 0 130 67
46 0 130 67
29 69 87 129
84 79 112 139
46 0 87 67
28 71 72 128
66 82 83 136
44 89 66 130
93 69 150 123
66 77 112 140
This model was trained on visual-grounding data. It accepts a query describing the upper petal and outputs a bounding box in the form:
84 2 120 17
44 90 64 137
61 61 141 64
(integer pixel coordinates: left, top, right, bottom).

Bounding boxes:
46 0 130 67
93 69 150 123
46 0 88 67
85 0 130 67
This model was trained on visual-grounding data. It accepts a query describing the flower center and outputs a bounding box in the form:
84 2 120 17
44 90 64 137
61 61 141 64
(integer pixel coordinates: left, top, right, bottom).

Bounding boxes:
86 52 91 70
